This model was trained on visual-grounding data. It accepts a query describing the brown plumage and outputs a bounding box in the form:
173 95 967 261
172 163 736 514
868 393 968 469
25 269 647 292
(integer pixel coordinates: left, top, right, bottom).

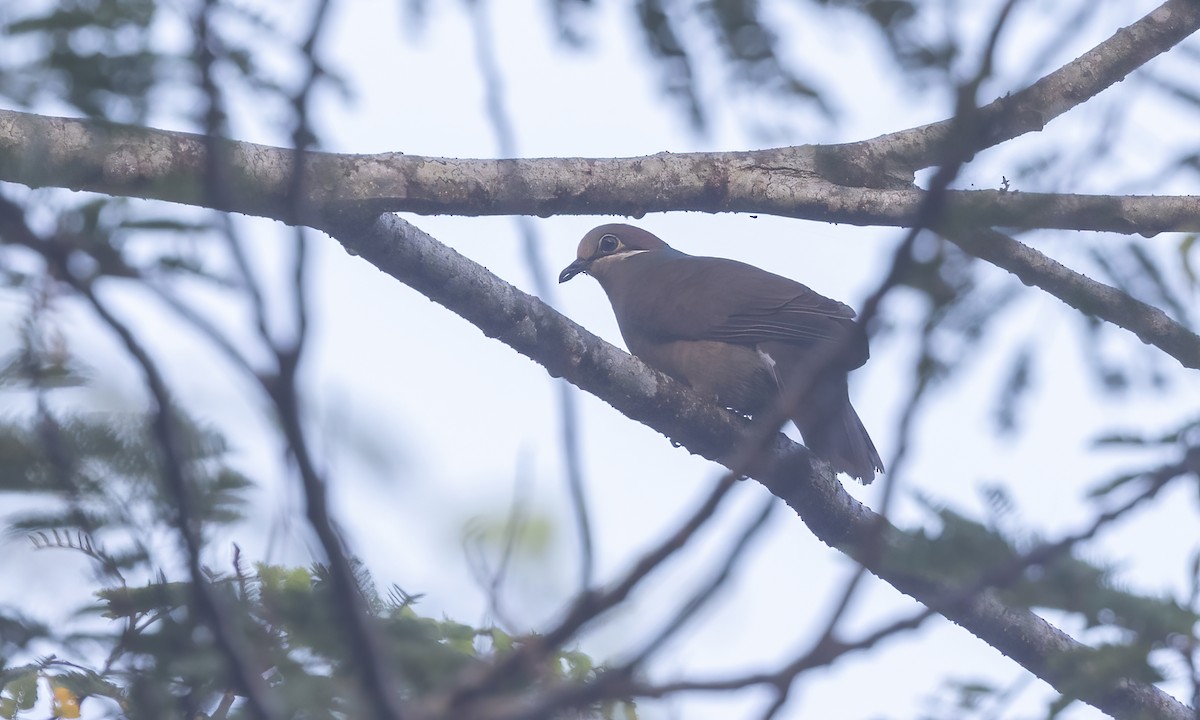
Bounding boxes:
559 223 884 482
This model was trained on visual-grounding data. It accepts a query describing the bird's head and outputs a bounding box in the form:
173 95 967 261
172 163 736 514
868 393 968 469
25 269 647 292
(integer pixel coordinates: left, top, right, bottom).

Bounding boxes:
558 224 669 284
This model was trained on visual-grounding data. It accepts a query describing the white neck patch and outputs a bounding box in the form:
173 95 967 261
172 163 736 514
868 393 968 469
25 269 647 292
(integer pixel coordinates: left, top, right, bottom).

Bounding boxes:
592 249 650 269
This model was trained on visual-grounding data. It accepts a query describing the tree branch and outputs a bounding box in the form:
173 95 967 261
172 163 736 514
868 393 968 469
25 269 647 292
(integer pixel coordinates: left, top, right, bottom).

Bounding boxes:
317 212 1191 720
3 107 1198 368
847 0 1200 181
2 108 1198 236
4 1 1199 232
942 224 1200 367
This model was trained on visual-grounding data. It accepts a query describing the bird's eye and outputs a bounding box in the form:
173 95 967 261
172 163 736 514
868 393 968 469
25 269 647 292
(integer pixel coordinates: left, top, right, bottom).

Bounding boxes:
598 234 619 253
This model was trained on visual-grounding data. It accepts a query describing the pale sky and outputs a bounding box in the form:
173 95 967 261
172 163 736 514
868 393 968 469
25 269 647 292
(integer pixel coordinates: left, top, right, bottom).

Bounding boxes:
2 1 1198 718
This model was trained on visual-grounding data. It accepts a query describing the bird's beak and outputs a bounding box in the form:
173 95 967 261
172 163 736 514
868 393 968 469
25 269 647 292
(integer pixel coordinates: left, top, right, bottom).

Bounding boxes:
558 258 590 283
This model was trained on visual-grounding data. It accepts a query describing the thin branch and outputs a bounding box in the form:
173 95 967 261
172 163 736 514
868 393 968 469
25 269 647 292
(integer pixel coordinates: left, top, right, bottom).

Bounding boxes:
621 498 777 668
453 491 775 718
480 602 937 720
492 443 1195 720
271 0 409 717
814 0 1024 653
146 283 260 380
194 0 274 350
193 0 408 715
768 8 1024 715
468 0 594 593
1187 548 1200 709
439 472 742 715
481 457 533 630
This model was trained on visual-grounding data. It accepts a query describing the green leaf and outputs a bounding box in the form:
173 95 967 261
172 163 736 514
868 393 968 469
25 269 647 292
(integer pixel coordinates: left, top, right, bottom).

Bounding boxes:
98 582 190 618
439 621 477 654
2 671 38 711
620 699 639 720
560 650 593 681
489 628 513 653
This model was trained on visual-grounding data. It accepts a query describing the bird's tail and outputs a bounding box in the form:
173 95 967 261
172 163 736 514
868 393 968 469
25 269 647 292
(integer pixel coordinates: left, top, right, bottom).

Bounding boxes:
793 376 884 484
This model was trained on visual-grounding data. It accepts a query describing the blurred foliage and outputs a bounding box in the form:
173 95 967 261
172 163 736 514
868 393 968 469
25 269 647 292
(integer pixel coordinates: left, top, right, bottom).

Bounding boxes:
0 0 162 122
885 471 1199 717
0 0 306 123
633 0 833 132
0 310 249 583
0 195 227 295
0 559 624 720
624 0 964 130
916 677 1016 720
0 178 619 719
402 0 968 132
0 348 620 719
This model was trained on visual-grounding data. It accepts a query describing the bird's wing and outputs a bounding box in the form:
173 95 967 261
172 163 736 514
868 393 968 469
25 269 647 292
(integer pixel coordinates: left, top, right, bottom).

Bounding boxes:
621 255 858 346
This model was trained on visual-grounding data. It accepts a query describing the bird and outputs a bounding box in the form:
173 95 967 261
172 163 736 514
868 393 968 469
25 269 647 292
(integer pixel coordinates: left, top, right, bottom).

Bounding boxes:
558 223 884 482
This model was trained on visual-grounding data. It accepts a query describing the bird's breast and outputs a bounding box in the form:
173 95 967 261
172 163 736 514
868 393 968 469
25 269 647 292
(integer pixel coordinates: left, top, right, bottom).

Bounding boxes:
625 336 779 415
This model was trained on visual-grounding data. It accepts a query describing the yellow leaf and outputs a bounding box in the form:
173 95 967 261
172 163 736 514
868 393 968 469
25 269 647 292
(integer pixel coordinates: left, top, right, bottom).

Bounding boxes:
51 685 81 719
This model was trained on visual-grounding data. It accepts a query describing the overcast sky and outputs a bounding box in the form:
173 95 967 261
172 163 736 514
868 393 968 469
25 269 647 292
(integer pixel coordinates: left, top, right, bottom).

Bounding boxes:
3 1 1199 718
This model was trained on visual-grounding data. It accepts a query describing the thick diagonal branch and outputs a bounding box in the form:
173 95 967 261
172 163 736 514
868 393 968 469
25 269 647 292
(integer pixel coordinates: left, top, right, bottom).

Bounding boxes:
317 213 1191 720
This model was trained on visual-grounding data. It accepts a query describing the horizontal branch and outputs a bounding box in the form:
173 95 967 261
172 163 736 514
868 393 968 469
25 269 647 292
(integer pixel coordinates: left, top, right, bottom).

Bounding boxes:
2 109 1199 237
6 107 1197 369
316 213 1191 720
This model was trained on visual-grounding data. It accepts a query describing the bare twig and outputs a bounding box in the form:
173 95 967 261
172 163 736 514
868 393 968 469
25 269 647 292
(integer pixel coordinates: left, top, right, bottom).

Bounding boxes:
194 0 273 349
438 472 742 715
461 454 532 630
453 496 779 719
146 282 259 378
758 8 1025 716
487 458 533 629
468 0 594 593
193 1 407 716
620 498 777 668
275 1 409 717
1187 548 1200 709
